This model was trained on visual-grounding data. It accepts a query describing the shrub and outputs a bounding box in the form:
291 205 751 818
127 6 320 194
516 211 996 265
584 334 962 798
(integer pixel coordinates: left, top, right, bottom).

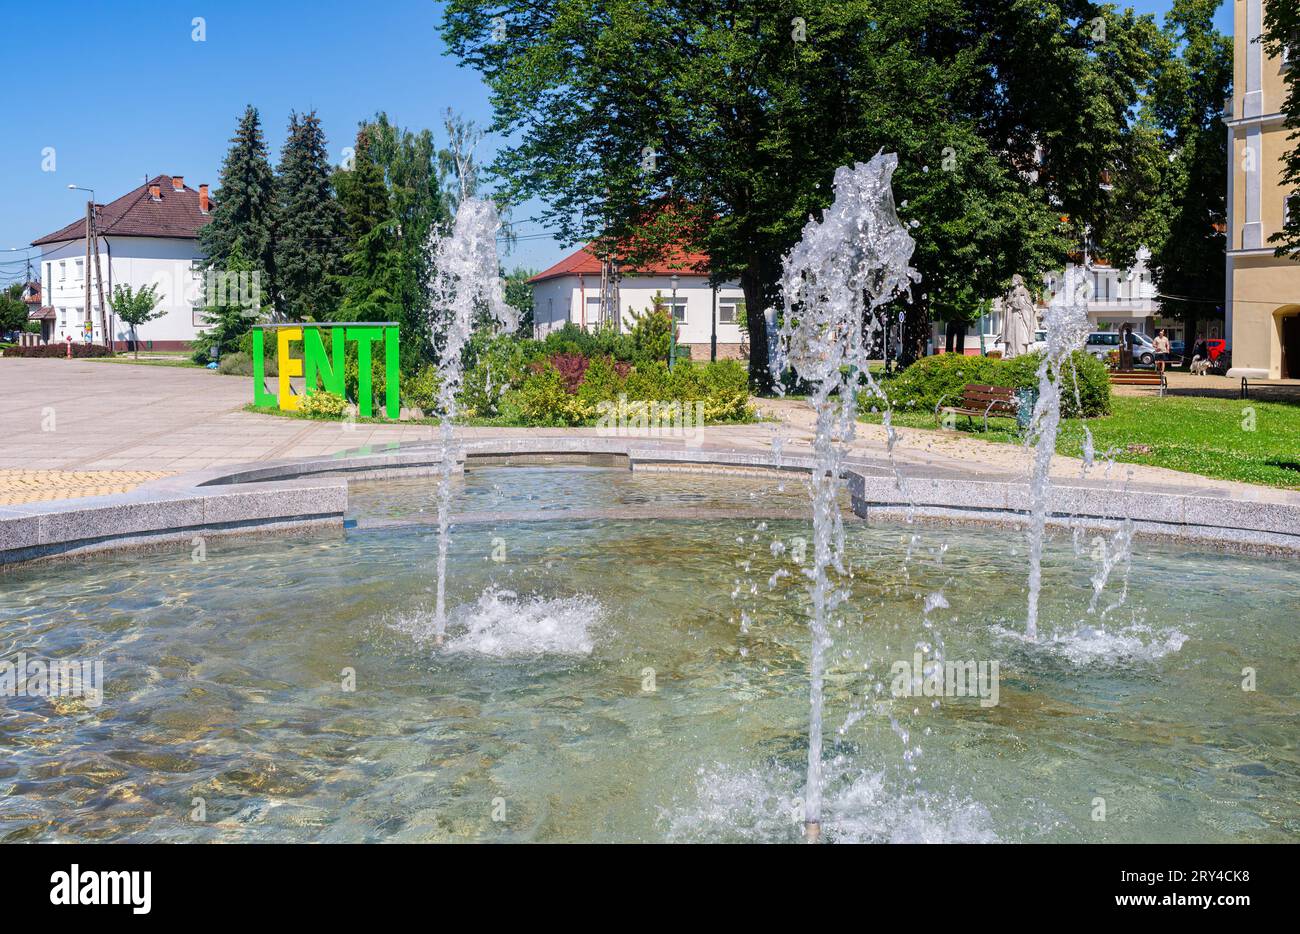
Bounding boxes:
1051 350 1112 419
2 342 115 358
401 365 441 414
546 352 590 393
344 344 392 412
885 350 1110 420
217 351 254 376
461 332 530 417
299 390 349 419
624 360 671 401
627 304 673 365
698 359 754 421
507 363 595 426
536 321 635 363
575 354 626 407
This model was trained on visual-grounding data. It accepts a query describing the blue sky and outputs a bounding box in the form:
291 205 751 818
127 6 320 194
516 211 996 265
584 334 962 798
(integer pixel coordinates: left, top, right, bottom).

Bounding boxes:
0 0 1232 288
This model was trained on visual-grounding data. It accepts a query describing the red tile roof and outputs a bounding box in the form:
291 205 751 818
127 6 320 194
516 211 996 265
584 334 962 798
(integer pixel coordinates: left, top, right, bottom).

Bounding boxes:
529 242 709 283
32 175 211 246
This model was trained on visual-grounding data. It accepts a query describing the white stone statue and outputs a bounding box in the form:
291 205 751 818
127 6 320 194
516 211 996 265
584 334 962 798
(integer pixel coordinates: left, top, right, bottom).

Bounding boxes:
1001 274 1036 358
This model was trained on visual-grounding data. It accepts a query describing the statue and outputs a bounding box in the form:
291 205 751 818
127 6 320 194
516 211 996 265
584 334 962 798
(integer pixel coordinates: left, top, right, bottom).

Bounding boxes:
1001 274 1036 358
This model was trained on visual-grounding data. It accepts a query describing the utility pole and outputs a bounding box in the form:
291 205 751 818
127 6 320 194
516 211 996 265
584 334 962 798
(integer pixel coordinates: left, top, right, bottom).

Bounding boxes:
83 200 93 343
91 206 108 348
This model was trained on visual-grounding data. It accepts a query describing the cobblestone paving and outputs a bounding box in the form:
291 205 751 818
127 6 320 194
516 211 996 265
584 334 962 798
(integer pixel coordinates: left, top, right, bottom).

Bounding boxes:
0 469 173 505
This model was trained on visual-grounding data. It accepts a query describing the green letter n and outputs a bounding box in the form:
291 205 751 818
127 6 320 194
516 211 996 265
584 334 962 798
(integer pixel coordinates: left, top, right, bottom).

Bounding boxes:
304 327 345 397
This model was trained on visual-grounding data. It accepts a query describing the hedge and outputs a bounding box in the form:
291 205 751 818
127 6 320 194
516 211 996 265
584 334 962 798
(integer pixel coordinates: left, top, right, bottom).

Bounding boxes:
882 350 1111 419
2 343 116 359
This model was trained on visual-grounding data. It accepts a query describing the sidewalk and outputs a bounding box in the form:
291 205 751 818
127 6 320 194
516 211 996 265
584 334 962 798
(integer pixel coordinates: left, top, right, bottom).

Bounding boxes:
2 357 1293 507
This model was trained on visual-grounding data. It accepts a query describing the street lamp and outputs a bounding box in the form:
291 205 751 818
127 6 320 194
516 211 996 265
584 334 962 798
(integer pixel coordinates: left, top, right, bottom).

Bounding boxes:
669 273 679 370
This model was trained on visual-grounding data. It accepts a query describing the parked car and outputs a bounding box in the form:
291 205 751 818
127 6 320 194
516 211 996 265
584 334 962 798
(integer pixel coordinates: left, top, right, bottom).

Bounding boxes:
1084 330 1157 365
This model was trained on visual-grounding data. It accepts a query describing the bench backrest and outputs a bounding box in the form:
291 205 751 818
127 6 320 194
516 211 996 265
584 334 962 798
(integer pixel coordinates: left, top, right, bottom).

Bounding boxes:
1108 371 1162 382
960 384 1019 410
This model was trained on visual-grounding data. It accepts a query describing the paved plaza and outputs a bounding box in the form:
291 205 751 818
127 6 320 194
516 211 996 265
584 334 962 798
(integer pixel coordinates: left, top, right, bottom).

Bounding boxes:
0 357 1293 506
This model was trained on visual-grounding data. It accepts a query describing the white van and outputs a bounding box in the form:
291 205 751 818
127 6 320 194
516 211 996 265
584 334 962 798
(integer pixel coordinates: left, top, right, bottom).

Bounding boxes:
1025 329 1155 364
1085 330 1155 364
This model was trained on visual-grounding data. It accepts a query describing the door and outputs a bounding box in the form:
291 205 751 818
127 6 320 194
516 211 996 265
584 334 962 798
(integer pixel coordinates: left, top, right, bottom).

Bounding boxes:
1283 315 1300 379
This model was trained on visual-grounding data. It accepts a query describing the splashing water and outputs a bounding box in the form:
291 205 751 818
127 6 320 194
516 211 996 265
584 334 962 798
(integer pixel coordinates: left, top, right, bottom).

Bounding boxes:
662 763 997 844
774 153 917 839
392 587 601 657
1023 266 1091 641
427 199 520 643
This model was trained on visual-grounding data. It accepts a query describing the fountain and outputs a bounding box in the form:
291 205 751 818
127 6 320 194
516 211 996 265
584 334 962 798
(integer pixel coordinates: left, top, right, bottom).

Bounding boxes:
1023 266 1091 640
427 198 519 644
774 152 917 840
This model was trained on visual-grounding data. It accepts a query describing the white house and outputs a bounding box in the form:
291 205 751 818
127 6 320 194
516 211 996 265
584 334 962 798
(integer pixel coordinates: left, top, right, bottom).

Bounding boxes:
935 250 1178 354
529 244 748 360
32 174 211 350
1042 250 1183 338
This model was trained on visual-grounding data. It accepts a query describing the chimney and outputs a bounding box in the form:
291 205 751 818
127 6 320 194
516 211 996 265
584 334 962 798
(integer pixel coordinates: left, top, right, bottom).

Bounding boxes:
199 184 210 214
172 175 184 190
149 184 162 201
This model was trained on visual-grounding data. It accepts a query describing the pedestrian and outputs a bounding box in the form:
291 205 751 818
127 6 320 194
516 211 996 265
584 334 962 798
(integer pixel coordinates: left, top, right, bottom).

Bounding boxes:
1153 329 1171 375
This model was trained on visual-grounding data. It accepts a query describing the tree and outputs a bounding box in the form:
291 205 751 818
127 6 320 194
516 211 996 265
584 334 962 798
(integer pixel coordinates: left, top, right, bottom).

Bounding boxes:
1264 0 1300 259
334 128 406 330
442 1 1162 388
360 112 453 367
109 283 164 358
503 267 536 336
274 110 347 319
200 105 277 307
1113 1 1231 346
0 283 28 335
193 238 262 363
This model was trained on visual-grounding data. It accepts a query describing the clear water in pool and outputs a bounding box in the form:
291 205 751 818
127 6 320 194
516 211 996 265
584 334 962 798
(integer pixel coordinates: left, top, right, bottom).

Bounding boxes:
1 467 1296 842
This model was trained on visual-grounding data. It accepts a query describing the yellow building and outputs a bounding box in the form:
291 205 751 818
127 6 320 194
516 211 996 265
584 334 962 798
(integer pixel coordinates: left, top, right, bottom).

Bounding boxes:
1226 0 1300 379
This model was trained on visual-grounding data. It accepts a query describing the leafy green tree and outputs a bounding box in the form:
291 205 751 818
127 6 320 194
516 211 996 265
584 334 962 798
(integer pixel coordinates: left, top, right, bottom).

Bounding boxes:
1264 0 1300 259
503 267 536 335
0 283 28 335
274 110 347 319
360 113 453 366
443 0 1163 387
200 105 277 305
1107 0 1232 347
109 283 164 358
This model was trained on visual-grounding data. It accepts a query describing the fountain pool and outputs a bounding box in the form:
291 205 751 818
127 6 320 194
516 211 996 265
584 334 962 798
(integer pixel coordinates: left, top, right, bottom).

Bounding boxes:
1 465 1297 843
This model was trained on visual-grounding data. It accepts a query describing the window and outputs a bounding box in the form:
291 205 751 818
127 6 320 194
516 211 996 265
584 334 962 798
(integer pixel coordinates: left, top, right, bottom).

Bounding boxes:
718 298 745 325
58 308 66 328
59 262 66 282
664 298 687 322
585 295 602 325
74 259 83 280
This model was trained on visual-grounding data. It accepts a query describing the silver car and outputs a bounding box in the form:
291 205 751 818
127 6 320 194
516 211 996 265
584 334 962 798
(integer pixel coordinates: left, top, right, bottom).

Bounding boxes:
1085 330 1155 365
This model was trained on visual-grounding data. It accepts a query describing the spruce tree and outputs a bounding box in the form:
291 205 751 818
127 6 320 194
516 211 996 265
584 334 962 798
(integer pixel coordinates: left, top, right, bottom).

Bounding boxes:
275 110 347 319
200 105 277 306
1264 0 1300 259
334 127 404 325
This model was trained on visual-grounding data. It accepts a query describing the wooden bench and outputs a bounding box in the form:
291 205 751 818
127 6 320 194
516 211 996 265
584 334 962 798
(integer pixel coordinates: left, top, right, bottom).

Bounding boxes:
1108 369 1166 395
937 384 1020 431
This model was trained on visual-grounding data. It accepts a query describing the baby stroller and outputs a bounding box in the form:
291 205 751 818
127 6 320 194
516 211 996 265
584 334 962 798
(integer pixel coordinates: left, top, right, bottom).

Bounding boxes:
1189 338 1229 375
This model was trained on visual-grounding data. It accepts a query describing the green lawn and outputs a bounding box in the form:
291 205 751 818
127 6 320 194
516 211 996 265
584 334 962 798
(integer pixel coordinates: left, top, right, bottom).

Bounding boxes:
85 355 203 368
863 394 1300 489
